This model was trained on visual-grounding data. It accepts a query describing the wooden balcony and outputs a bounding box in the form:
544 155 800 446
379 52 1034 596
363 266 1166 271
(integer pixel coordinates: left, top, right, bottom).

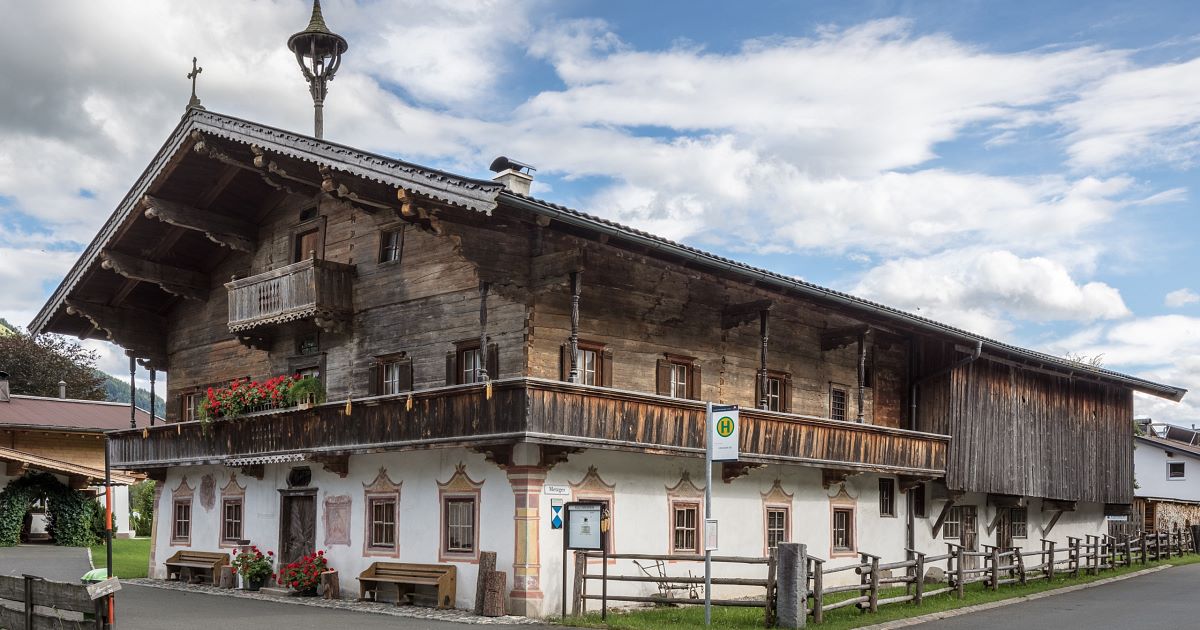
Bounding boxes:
107 379 948 476
225 258 354 334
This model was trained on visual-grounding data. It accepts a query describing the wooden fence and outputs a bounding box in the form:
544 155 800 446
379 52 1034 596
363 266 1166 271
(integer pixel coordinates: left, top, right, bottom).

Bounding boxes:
569 528 1194 626
0 574 113 630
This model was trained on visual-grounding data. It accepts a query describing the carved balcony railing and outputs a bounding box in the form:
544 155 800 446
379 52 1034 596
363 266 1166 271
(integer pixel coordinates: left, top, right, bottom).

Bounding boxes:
107 378 949 476
226 258 354 334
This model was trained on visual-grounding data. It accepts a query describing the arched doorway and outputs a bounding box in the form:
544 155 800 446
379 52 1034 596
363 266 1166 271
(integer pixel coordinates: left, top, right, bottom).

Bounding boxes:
0 472 99 547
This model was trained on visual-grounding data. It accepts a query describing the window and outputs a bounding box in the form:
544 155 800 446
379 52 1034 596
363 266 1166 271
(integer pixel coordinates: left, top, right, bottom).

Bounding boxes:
1011 508 1028 539
830 385 848 421
1169 461 1186 480
222 499 243 544
879 478 896 517
766 507 789 549
657 355 700 399
297 334 319 356
369 498 397 550
912 483 927 519
578 347 598 386
444 498 476 554
460 347 483 384
763 377 781 411
172 500 191 543
832 508 854 551
672 503 700 553
181 393 198 423
943 506 962 540
561 341 612 387
382 359 404 395
379 228 405 263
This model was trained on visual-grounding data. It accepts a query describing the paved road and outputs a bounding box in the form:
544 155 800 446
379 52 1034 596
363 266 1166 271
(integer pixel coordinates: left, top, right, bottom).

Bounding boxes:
915 564 1200 630
1 545 548 630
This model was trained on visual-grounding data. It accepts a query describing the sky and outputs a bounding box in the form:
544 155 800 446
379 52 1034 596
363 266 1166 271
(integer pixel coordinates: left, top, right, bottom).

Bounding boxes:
0 0 1197 424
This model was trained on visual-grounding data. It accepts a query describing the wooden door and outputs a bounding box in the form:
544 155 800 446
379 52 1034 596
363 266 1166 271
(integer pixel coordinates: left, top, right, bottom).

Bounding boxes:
997 508 1013 550
294 229 321 262
280 494 316 565
960 506 979 569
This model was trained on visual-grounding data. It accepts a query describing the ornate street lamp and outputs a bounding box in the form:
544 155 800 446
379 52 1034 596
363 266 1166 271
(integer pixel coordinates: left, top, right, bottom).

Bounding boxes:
287 0 348 139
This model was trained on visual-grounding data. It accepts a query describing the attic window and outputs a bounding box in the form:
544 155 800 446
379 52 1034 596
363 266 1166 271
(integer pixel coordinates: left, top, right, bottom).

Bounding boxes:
1168 461 1186 480
299 205 318 222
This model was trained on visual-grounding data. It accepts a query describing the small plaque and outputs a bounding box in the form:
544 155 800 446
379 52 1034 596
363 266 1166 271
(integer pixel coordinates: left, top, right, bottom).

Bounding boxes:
544 484 570 497
87 577 122 600
565 502 604 550
705 519 718 551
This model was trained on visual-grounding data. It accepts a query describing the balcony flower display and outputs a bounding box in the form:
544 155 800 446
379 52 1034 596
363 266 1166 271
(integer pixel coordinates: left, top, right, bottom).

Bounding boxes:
197 374 326 427
278 550 330 596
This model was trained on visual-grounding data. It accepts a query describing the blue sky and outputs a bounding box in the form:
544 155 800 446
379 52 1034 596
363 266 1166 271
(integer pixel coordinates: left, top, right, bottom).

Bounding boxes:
0 0 1197 423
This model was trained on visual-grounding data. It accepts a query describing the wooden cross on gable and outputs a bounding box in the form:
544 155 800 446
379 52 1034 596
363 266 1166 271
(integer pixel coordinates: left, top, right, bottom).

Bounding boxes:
187 56 205 110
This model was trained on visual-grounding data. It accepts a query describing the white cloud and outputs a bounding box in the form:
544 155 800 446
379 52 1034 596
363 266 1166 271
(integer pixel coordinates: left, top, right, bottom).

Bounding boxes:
1165 288 1200 308
853 248 1130 339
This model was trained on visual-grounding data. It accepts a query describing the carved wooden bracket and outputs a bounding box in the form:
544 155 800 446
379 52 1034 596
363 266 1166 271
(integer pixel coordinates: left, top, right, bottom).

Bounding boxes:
539 445 583 469
5 461 29 477
721 300 773 330
100 249 209 301
822 468 855 489
240 464 265 480
897 475 931 492
317 165 392 214
311 454 349 478
142 194 256 253
721 461 763 483
65 299 167 366
68 475 90 491
472 444 515 469
820 325 871 352
234 333 272 352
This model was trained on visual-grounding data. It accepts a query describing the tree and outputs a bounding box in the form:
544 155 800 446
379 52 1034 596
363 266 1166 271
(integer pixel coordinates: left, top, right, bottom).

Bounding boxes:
0 329 104 400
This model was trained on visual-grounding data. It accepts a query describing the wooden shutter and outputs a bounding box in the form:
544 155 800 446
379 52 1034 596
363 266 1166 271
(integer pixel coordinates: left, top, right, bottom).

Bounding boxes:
446 351 457 385
688 362 702 400
367 361 381 396
398 358 414 392
559 344 569 381
655 359 671 395
487 343 500 379
601 349 613 388
782 375 793 413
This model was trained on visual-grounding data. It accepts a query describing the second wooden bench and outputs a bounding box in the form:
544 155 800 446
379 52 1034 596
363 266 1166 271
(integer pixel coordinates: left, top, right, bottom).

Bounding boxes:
164 550 229 584
358 562 456 609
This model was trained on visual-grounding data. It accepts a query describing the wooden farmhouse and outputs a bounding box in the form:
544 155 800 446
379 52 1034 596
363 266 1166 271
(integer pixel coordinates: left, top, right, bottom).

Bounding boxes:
29 106 1186 614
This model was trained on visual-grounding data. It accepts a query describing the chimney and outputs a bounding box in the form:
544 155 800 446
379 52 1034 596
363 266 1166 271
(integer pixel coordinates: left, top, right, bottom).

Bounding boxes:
0 371 9 403
58 379 67 399
488 156 535 196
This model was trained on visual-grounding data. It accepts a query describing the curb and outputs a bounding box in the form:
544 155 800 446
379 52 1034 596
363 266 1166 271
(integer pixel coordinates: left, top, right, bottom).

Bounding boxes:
856 565 1172 630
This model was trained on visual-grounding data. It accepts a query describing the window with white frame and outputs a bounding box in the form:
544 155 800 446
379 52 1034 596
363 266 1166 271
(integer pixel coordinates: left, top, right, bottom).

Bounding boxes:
765 377 782 412
379 228 404 263
382 359 404 395
577 347 599 386
672 503 700 553
670 363 690 399
766 507 789 549
181 393 198 423
444 497 476 553
1011 507 1028 539
459 347 483 384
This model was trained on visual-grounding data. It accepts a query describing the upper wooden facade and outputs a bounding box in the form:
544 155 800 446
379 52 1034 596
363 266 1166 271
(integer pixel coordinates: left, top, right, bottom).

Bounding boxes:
32 109 1185 504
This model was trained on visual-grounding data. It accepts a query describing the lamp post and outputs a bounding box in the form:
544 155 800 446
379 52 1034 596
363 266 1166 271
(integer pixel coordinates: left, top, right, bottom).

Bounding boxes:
287 0 348 139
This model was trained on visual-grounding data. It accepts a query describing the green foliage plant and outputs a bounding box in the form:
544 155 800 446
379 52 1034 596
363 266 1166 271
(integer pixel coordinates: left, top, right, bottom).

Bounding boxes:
0 472 98 547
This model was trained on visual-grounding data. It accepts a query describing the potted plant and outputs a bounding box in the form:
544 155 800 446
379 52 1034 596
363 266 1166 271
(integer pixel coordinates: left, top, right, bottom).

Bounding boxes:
278 550 329 596
288 376 326 410
231 546 275 591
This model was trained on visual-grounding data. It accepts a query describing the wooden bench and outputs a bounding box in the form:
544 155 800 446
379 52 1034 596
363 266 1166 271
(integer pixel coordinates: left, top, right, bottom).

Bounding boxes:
164 550 229 585
358 562 456 609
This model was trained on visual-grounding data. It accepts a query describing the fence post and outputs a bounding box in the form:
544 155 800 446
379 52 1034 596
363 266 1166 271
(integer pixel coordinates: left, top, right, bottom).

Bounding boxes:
989 547 999 591
868 555 880 613
765 547 778 629
572 551 586 616
914 551 925 605
956 545 965 599
1069 537 1080 577
1045 539 1055 581
776 542 807 629
1016 547 1026 585
812 558 824 625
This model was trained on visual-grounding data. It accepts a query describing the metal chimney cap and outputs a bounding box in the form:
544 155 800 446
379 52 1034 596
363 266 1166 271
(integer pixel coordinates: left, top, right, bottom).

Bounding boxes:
489 156 536 174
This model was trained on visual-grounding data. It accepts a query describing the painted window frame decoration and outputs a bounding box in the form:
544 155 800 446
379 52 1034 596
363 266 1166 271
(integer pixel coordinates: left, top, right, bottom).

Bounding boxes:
1168 460 1186 480
362 468 402 557
438 463 483 562
829 486 857 557
878 478 896 518
218 473 246 547
571 466 616 557
170 476 194 546
666 471 705 555
761 479 793 554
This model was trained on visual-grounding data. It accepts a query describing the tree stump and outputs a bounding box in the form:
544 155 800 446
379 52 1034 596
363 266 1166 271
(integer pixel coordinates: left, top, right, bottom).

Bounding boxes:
475 551 497 614
482 570 507 617
320 570 341 600
217 566 236 589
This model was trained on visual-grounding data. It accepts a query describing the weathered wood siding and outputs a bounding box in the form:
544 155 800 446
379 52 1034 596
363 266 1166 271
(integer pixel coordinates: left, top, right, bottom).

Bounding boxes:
916 352 1133 504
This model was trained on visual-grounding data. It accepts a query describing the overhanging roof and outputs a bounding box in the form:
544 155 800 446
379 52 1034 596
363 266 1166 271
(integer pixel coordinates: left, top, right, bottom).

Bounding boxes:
0 446 139 485
0 395 152 432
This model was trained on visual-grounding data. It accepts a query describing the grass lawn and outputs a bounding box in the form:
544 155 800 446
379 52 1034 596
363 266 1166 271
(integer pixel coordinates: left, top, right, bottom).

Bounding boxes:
562 554 1200 630
89 537 152 579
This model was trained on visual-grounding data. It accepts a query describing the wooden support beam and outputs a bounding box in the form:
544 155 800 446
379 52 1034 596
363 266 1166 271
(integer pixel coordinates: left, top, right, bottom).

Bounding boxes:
68 474 89 490
821 325 870 351
721 462 763 483
4 460 28 476
986 509 1005 536
241 464 264 480
65 299 167 365
931 500 956 539
988 494 1024 509
897 475 930 492
100 250 209 301
538 445 583 469
822 468 853 489
721 299 773 330
1043 510 1064 536
1043 499 1077 512
142 195 256 253
472 444 514 469
311 454 350 478
319 165 393 213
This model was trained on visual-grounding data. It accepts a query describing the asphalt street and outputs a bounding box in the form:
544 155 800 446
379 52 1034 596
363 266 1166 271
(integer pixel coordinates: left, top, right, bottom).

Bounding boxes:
915 563 1200 630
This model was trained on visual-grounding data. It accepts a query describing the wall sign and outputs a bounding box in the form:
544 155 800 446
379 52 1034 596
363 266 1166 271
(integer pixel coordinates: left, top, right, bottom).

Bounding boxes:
551 498 564 530
544 484 570 497
564 502 605 550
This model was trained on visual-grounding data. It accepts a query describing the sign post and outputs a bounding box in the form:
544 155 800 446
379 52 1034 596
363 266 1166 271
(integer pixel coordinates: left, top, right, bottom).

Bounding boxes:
705 403 739 626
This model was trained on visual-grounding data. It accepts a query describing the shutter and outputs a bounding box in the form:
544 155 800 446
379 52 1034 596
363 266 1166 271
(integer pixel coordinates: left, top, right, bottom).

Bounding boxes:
655 359 671 396
782 375 793 413
398 358 413 392
689 362 703 400
487 343 500 379
446 351 457 385
367 362 381 396
559 344 569 381
601 349 614 388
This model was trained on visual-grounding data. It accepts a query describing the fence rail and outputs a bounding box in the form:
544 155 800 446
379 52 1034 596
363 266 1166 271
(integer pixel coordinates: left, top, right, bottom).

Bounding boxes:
568 527 1197 627
0 574 113 630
